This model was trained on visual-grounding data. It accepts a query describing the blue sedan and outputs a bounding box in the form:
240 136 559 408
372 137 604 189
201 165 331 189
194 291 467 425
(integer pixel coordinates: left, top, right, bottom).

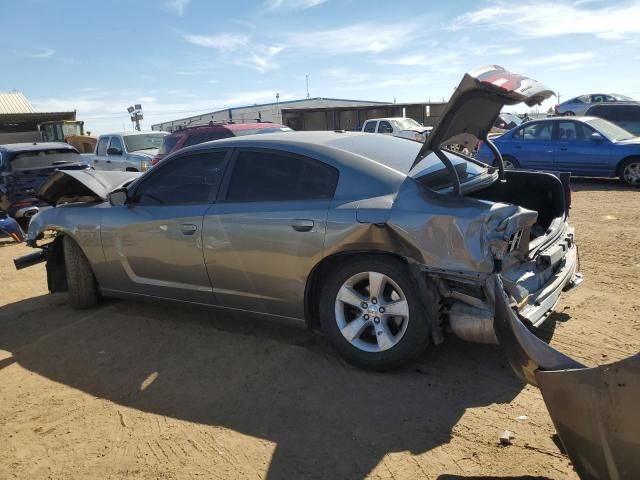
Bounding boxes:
475 117 640 186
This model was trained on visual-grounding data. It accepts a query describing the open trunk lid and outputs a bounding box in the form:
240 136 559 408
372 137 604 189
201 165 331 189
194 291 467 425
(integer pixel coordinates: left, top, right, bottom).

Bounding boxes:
37 169 140 206
412 65 554 170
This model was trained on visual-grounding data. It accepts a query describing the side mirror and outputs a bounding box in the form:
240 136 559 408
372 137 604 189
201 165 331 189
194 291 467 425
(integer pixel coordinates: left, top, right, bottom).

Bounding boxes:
108 188 128 206
590 132 604 142
107 147 122 155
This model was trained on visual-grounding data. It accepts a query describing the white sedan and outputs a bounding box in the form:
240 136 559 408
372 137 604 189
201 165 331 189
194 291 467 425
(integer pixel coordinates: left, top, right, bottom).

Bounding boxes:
361 117 432 142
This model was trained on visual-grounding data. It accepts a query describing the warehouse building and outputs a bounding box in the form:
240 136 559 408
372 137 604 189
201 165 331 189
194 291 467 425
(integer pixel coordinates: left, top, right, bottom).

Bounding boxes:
150 97 388 132
0 92 76 144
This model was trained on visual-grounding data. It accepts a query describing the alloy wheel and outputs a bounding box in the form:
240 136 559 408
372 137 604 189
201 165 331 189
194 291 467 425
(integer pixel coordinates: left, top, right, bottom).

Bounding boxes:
622 161 640 186
334 271 409 353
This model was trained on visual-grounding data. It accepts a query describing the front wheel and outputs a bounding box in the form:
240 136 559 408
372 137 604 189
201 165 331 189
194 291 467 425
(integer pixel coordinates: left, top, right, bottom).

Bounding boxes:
620 158 640 187
494 155 520 169
63 236 100 309
319 256 437 371
563 111 575 116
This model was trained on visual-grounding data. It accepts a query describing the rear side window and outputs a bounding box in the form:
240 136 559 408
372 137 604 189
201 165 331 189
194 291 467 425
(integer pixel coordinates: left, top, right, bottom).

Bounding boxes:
158 135 182 154
363 121 376 133
96 137 109 156
184 130 233 147
134 151 228 205
225 150 338 202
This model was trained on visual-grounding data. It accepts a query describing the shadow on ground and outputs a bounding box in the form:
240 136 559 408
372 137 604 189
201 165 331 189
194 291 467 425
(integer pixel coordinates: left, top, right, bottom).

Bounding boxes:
0 294 532 479
569 177 634 192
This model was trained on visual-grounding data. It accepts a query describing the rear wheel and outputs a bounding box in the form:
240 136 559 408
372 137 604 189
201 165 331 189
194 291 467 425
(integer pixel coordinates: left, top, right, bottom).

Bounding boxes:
494 155 520 169
563 111 575 116
319 256 436 371
619 158 640 187
63 236 100 309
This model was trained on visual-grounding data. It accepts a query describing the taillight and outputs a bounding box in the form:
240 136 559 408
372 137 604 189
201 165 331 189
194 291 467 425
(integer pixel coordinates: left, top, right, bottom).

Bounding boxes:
13 201 32 207
140 159 149 172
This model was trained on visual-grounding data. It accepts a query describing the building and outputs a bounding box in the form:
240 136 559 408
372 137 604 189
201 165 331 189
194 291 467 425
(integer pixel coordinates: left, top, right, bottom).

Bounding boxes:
150 97 388 133
0 92 76 144
281 102 448 131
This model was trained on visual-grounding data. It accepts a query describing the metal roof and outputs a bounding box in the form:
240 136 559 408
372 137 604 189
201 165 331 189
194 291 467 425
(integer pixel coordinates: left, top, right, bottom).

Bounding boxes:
0 92 35 114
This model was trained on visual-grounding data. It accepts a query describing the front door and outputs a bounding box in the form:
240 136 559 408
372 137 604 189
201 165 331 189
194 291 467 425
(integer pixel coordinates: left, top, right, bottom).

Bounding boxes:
100 150 230 304
553 120 611 176
202 148 339 319
92 136 110 170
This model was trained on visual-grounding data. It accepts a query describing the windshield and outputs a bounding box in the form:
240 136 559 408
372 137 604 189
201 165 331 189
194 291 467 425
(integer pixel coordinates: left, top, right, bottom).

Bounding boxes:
585 118 636 141
613 94 634 101
9 149 82 170
498 113 522 129
392 118 422 130
124 133 166 152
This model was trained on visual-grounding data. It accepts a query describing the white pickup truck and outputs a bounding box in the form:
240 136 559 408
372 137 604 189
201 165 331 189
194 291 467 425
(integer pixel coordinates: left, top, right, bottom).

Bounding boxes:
361 117 432 142
83 131 167 171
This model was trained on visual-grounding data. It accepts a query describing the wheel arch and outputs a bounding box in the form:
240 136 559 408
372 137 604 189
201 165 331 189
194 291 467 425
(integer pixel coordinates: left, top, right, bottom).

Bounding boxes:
303 250 411 329
615 155 640 177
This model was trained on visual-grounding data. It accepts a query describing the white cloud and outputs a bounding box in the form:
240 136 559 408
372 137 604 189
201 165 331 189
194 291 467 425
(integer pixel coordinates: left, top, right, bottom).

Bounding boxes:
450 2 640 39
285 22 418 55
522 52 595 67
164 0 190 16
29 47 55 58
265 0 326 9
182 33 249 51
377 52 459 66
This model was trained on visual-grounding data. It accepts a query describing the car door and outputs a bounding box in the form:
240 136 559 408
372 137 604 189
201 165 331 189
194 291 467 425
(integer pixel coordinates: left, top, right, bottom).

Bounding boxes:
100 150 230 304
509 121 555 169
202 148 338 319
106 135 125 171
92 136 110 170
553 121 611 175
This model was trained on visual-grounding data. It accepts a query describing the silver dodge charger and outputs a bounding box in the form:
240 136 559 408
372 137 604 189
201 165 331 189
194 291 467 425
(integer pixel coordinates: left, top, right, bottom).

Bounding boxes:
15 66 582 370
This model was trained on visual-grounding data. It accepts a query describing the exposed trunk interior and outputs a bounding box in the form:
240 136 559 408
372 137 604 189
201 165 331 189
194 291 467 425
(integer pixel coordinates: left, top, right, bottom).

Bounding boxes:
469 170 567 245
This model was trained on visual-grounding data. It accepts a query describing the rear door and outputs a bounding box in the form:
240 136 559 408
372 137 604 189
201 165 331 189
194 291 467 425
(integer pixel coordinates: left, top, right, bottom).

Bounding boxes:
92 136 110 170
509 121 555 169
553 120 611 175
100 150 230 304
202 148 338 319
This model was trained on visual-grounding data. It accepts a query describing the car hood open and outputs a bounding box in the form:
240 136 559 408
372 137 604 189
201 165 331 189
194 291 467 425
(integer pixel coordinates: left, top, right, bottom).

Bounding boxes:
37 169 141 206
412 65 554 170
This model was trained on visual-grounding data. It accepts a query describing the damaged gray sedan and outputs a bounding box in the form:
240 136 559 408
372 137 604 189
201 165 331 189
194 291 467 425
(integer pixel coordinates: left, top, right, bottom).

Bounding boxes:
15 66 582 370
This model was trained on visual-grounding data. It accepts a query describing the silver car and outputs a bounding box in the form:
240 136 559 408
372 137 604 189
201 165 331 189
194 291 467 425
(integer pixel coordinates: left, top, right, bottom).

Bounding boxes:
555 93 638 116
15 66 582 370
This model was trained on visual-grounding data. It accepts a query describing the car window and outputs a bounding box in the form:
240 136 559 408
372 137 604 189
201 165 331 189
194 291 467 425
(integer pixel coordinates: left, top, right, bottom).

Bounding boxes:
589 105 618 121
96 137 109 156
184 130 234 147
618 106 640 122
591 94 605 103
604 95 617 102
225 150 338 202
363 121 376 133
158 135 182 155
557 121 580 141
134 151 228 205
577 122 598 139
378 121 393 134
108 136 123 153
575 95 590 104
513 122 553 141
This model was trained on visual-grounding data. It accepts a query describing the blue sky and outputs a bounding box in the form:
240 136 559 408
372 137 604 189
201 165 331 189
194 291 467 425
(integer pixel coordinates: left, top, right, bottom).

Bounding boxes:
2 0 640 132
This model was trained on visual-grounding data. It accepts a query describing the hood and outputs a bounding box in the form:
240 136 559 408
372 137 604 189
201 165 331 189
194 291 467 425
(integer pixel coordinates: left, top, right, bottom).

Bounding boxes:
615 137 640 145
37 169 141 206
412 65 554 169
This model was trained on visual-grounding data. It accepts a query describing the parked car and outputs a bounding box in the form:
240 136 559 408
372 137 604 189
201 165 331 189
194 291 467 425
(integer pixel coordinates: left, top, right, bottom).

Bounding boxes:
555 93 638 116
361 117 432 142
0 142 89 227
16 66 581 371
0 213 24 243
585 103 640 136
84 132 167 171
494 113 522 131
152 123 292 165
475 116 640 186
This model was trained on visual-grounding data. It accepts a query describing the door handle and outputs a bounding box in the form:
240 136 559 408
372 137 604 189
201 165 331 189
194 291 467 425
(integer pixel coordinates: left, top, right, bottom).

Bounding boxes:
93 159 98 163
560 147 568 151
514 145 521 149
180 224 198 235
291 219 314 232
106 160 111 163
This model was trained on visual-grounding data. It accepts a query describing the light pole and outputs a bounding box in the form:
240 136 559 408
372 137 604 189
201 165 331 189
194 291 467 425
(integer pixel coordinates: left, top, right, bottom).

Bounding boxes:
276 93 280 123
127 104 143 131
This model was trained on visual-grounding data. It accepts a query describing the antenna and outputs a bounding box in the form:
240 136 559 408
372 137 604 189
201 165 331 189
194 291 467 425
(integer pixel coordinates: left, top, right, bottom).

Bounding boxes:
306 75 310 99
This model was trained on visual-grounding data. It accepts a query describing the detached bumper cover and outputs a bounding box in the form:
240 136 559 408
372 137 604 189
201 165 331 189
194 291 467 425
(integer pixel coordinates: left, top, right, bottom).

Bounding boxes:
494 275 640 480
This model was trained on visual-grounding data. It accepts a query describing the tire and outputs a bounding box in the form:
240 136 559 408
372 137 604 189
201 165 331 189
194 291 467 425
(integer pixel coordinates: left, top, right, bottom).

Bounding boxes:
494 155 519 169
619 157 640 187
563 111 575 117
318 255 437 371
63 236 100 309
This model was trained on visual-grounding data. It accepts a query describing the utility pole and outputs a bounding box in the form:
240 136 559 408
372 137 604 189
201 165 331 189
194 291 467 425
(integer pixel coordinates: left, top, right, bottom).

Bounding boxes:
276 93 280 123
306 75 310 99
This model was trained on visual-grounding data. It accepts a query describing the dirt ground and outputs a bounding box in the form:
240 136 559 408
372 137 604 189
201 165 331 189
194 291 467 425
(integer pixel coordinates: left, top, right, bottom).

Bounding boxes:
0 178 638 480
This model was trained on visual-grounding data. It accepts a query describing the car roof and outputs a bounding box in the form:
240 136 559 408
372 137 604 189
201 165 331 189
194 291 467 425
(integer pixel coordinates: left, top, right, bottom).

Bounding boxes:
166 123 287 137
100 131 167 137
364 117 408 122
0 142 77 152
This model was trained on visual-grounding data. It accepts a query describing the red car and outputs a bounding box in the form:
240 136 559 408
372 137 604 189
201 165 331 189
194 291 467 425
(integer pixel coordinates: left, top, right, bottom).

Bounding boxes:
151 122 292 165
